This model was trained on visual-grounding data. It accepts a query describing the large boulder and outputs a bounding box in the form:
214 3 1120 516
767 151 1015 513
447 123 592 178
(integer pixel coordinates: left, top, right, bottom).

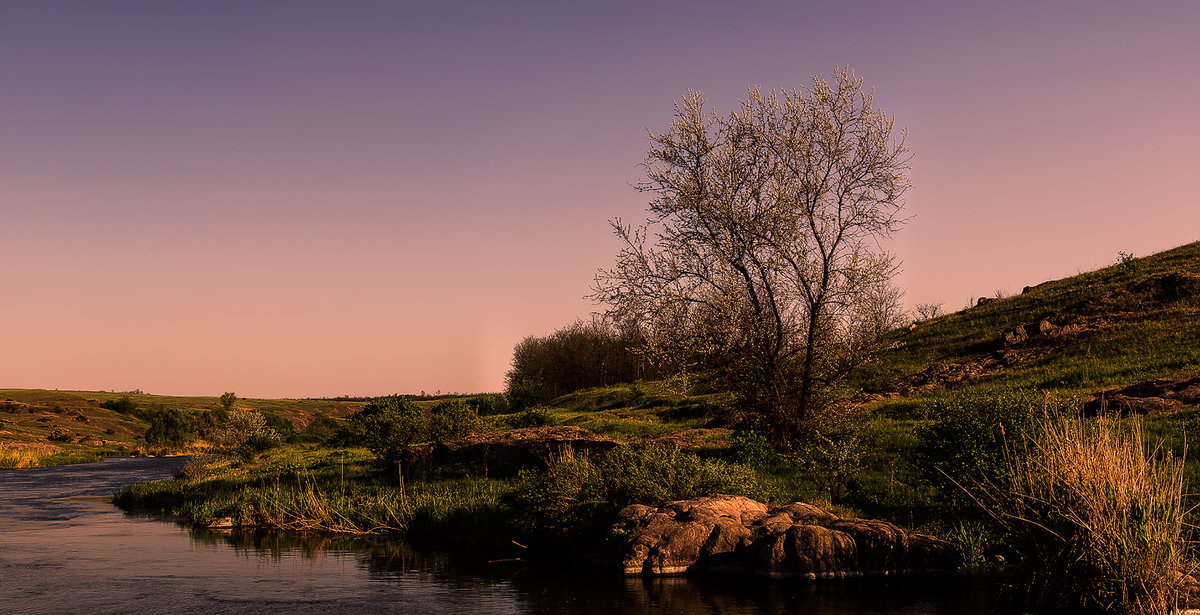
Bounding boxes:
403 426 619 478
606 495 961 579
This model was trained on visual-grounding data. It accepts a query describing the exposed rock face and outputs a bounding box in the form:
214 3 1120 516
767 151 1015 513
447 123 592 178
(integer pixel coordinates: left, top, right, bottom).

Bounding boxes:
403 426 618 478
604 495 961 579
47 428 76 442
1084 375 1200 416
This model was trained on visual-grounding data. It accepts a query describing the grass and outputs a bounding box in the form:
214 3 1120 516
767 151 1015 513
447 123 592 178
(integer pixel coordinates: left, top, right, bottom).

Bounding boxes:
986 412 1190 614
114 446 520 546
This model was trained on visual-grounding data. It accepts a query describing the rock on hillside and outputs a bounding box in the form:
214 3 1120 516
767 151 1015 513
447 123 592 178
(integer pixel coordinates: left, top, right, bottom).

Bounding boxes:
403 426 619 478
600 494 961 579
1084 375 1200 416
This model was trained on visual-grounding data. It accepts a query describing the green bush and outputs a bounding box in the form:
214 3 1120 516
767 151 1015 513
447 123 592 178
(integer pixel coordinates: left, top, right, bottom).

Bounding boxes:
343 397 426 465
509 405 553 428
505 376 545 413
916 390 1057 497
214 409 280 458
467 393 509 416
144 408 191 448
511 444 769 538
428 400 480 443
100 395 138 414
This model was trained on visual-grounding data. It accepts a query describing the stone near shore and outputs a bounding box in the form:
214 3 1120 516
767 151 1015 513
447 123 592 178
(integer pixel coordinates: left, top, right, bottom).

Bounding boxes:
602 494 961 579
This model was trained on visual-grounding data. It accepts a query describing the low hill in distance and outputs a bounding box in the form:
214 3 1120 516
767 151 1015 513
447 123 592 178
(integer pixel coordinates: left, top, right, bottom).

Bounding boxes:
0 389 366 464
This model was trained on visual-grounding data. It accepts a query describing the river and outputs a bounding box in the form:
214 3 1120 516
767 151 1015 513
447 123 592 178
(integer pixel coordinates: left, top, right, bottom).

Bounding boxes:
0 457 1007 614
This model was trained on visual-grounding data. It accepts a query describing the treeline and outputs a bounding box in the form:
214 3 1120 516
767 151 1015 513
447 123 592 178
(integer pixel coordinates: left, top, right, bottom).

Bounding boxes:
505 319 663 406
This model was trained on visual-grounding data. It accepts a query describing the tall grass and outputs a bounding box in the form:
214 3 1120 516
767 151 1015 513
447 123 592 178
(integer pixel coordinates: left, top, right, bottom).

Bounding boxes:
991 411 1189 614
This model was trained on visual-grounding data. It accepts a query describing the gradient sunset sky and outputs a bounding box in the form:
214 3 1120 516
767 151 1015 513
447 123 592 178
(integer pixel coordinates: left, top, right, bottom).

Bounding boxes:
3 1 1197 398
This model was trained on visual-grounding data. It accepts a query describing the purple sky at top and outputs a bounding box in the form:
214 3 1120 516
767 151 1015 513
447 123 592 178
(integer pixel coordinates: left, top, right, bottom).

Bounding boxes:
2 1 1197 398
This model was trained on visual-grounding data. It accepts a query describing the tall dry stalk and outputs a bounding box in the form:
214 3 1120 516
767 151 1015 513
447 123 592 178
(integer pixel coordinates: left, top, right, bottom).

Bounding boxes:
993 411 1189 614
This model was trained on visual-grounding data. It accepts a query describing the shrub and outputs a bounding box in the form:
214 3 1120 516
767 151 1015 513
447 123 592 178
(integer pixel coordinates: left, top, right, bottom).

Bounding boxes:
916 390 1066 498
508 405 552 428
144 408 192 448
428 400 480 443
343 397 426 465
100 395 138 414
505 376 545 413
511 444 769 538
467 393 509 416
214 409 280 458
985 412 1188 614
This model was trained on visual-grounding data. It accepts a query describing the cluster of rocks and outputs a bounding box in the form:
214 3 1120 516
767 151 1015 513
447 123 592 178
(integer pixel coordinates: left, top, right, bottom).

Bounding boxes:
1084 376 1200 416
403 426 618 478
45 428 104 446
598 495 961 579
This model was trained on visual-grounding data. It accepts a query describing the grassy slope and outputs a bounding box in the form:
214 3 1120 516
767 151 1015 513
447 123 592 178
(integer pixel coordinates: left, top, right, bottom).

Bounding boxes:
877 240 1200 406
0 389 364 462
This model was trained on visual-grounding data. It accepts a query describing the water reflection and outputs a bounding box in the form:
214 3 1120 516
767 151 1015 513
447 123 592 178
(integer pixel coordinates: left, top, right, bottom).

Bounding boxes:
1 457 1007 614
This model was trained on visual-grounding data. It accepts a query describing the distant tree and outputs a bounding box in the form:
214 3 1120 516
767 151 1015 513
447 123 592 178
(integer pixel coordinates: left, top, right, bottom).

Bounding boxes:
100 395 138 414
505 317 658 405
593 67 911 442
219 392 238 412
144 408 191 448
916 302 944 321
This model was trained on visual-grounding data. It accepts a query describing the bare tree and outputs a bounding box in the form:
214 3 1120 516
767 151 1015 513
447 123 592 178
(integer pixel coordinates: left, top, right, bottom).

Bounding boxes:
592 67 910 441
916 302 944 321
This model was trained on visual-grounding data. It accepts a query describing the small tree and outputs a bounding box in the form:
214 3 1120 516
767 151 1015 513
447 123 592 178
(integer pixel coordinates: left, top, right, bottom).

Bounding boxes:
144 408 191 449
214 408 279 458
593 67 910 442
219 392 238 412
428 400 480 443
916 302 944 321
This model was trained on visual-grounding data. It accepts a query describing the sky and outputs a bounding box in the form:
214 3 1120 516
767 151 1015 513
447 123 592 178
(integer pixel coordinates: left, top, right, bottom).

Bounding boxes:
2 1 1197 398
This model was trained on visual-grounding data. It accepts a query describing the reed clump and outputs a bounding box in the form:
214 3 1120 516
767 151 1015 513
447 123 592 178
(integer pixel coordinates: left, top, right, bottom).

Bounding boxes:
991 411 1190 614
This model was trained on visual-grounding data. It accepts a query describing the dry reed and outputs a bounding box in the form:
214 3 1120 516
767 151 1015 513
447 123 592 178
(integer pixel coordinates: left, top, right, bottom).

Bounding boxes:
993 411 1190 614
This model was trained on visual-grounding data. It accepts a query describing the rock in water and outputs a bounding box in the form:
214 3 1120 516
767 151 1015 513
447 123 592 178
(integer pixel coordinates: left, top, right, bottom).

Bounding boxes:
603 495 962 579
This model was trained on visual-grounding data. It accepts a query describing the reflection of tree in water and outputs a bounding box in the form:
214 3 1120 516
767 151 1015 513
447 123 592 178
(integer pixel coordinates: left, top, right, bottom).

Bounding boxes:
189 526 518 590
186 527 1001 614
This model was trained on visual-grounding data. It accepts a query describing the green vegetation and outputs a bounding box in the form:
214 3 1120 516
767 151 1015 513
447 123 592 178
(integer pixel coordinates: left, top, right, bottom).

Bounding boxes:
18 239 1200 612
986 413 1188 614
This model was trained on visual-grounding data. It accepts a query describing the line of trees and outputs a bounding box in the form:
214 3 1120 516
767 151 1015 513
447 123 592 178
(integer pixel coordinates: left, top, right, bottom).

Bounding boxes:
505 318 664 407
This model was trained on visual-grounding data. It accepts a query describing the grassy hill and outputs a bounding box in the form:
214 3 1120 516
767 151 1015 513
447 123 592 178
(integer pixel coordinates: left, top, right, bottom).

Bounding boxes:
0 389 365 466
870 240 1200 406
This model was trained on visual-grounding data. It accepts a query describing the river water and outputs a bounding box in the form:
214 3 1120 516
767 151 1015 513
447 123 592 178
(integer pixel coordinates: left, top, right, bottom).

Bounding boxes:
0 457 1007 614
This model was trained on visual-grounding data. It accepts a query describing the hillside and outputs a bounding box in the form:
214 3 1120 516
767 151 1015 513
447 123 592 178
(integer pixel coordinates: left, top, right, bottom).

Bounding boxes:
871 240 1200 409
0 389 364 464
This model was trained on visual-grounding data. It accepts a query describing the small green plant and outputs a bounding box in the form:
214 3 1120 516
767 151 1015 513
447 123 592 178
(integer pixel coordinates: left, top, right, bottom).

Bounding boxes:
1117 251 1138 276
945 520 989 571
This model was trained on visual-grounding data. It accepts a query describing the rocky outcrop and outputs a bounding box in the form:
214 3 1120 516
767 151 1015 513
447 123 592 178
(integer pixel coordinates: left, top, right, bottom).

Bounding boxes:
602 495 961 579
403 426 619 478
1084 375 1200 416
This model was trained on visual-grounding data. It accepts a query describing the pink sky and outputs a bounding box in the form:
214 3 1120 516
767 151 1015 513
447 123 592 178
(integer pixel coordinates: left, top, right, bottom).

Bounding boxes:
2 1 1197 398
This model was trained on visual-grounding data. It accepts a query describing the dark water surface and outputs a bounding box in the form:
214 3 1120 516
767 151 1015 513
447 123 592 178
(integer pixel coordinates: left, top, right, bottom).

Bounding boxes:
1 457 1006 614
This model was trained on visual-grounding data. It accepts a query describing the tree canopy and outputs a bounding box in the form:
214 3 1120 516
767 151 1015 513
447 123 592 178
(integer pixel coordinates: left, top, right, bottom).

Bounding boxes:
593 67 910 441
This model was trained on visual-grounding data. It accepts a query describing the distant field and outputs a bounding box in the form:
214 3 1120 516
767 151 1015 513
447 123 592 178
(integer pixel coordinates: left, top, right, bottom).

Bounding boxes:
0 388 365 464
